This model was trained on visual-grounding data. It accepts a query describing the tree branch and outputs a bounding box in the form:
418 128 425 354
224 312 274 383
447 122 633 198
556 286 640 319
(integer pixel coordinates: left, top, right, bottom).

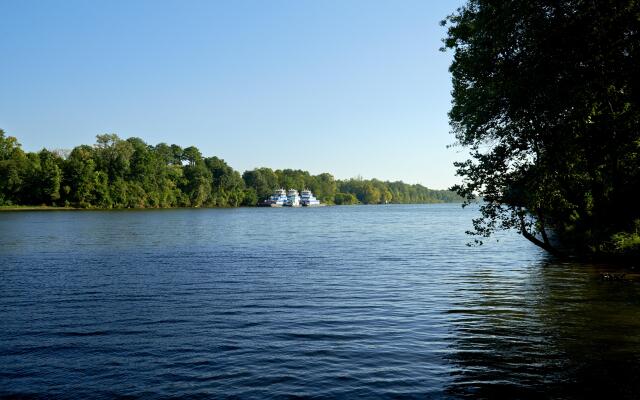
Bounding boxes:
518 211 563 257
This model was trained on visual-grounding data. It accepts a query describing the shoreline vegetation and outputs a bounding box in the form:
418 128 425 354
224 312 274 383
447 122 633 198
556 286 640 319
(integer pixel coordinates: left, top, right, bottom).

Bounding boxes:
0 205 81 211
443 0 639 261
0 130 463 210
0 203 456 212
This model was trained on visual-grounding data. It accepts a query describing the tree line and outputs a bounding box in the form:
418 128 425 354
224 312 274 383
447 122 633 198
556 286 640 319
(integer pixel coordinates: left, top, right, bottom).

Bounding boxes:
0 130 461 208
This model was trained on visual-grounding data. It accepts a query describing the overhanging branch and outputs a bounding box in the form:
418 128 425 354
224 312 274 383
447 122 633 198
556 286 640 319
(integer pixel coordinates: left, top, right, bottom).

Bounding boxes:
518 210 563 257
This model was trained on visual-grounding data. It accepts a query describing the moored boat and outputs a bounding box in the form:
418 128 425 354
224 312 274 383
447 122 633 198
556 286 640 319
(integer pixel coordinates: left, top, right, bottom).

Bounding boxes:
285 189 301 207
300 189 321 206
258 188 288 207
259 188 322 207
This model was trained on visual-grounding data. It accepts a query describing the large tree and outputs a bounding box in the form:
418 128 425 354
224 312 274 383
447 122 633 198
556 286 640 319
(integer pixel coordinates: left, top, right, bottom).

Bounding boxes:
443 1 640 258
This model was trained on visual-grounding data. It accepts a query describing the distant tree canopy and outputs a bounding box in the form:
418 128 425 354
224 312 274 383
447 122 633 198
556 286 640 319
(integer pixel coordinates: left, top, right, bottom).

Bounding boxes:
0 130 461 209
443 1 640 259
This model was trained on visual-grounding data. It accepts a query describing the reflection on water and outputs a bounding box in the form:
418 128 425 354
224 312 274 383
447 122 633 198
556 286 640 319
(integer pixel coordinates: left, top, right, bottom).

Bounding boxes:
1 205 639 398
446 260 640 399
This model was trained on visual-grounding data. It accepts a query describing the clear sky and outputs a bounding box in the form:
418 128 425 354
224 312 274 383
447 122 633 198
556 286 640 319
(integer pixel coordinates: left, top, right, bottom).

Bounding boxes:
0 0 464 190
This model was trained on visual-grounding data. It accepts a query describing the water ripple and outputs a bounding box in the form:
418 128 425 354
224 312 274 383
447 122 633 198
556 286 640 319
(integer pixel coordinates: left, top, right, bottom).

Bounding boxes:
1 205 640 399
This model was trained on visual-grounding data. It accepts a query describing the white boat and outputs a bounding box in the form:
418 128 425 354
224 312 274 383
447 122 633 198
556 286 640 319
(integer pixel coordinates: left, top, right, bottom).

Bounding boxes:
260 188 288 207
300 189 321 206
285 189 301 207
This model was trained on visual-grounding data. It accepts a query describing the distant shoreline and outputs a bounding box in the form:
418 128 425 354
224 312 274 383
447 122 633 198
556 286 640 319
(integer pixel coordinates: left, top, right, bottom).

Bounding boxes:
0 205 81 211
0 132 463 210
0 203 462 212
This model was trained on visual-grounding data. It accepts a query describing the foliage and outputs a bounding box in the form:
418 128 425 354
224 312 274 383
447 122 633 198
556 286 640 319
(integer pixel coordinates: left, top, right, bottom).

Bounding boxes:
242 168 278 200
442 0 640 259
0 129 27 205
0 131 462 209
334 192 358 205
337 178 460 204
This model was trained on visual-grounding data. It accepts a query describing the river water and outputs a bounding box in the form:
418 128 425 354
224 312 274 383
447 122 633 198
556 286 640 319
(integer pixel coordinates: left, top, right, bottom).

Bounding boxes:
1 204 639 399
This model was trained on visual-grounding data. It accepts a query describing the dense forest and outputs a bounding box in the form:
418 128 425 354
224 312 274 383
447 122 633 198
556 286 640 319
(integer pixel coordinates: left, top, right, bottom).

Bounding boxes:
443 0 640 259
0 130 461 208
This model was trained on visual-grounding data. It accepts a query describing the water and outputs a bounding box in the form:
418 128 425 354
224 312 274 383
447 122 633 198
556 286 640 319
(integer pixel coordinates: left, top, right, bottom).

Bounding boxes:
1 204 639 399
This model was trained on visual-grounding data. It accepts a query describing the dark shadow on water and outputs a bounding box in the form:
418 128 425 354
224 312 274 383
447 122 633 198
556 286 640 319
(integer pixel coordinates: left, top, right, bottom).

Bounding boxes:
444 259 640 399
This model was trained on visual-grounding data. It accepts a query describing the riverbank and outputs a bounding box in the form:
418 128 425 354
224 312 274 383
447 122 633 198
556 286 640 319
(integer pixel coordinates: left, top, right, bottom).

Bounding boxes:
0 205 292 211
0 205 80 211
0 202 461 212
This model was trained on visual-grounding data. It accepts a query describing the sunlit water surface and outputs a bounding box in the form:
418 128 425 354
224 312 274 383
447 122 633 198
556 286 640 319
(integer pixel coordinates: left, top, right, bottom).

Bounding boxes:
1 204 639 399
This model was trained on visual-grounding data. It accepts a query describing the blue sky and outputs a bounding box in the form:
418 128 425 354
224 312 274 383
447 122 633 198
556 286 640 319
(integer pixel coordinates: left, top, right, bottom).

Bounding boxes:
0 0 464 189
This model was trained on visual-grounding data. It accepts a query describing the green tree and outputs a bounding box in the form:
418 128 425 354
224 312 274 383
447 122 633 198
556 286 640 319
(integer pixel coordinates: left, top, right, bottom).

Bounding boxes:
206 156 245 206
380 188 393 204
95 134 133 181
241 188 258 206
0 130 27 205
310 173 337 203
151 144 183 207
242 168 278 200
38 149 62 204
442 0 640 258
182 146 202 166
181 148 211 207
363 184 381 204
275 169 308 192
334 192 358 205
63 145 96 207
92 170 112 208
